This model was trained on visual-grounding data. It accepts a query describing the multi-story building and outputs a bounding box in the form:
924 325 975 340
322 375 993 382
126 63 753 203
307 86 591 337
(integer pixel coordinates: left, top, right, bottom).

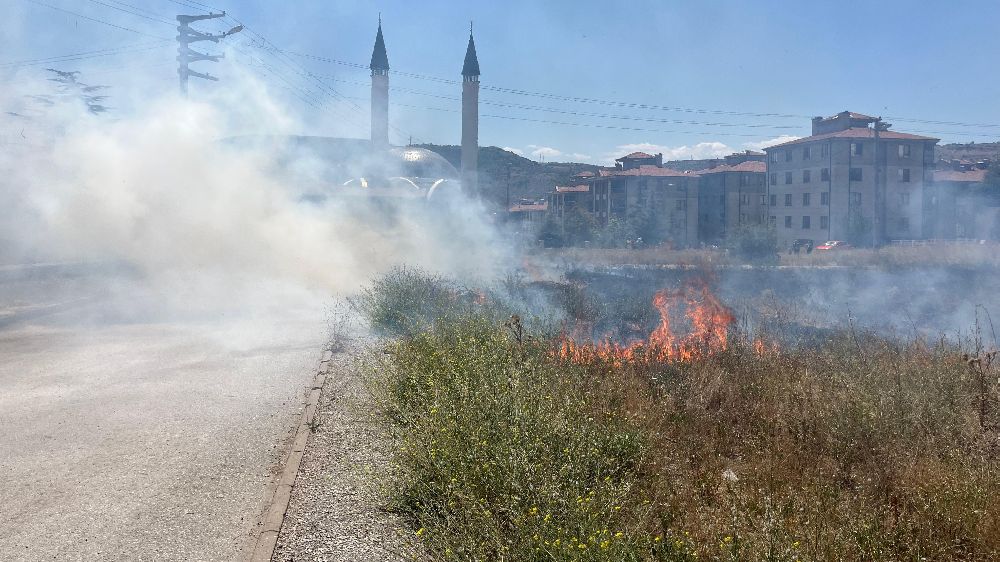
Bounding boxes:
764 111 938 249
927 159 999 240
697 151 767 242
585 152 700 247
547 184 591 223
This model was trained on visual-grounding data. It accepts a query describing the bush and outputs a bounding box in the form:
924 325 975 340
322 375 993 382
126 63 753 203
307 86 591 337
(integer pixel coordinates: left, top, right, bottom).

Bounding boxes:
350 267 474 337
725 223 778 263
363 295 1000 560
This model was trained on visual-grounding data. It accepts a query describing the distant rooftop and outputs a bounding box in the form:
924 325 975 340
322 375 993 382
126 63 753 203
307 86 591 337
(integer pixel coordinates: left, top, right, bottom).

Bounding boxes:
767 127 938 149
598 165 695 178
555 184 590 193
616 151 655 160
700 160 766 174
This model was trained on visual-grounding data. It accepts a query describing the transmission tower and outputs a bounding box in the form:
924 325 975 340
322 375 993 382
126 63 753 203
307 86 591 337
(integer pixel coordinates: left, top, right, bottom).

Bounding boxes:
176 12 243 95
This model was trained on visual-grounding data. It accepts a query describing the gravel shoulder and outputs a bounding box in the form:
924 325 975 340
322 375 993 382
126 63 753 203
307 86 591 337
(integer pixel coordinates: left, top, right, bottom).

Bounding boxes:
272 349 418 562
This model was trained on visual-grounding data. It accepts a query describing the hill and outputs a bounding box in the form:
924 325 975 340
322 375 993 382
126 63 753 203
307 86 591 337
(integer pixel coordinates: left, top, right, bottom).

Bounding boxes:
937 141 1000 162
417 145 598 210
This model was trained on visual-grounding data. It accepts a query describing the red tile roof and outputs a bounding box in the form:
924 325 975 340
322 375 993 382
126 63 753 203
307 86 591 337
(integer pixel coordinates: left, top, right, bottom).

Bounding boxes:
768 127 938 148
700 160 766 174
616 151 654 160
933 169 988 183
597 165 696 178
555 184 590 193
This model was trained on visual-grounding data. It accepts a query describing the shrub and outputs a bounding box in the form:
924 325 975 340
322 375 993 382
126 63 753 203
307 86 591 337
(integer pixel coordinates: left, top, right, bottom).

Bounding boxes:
359 275 1000 560
725 223 778 263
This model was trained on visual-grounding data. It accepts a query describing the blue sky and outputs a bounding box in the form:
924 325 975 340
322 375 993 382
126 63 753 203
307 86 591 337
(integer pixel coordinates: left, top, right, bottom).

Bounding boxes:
4 0 1000 164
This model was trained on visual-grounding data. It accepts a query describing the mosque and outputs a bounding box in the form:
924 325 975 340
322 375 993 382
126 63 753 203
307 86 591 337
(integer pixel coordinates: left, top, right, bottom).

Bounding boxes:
236 20 481 202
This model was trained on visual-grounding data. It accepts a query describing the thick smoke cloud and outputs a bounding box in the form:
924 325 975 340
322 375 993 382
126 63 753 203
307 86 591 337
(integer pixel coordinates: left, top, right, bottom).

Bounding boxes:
0 73 509 318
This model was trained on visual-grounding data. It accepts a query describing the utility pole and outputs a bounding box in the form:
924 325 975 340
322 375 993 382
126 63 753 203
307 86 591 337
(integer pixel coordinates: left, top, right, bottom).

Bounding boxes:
176 12 243 96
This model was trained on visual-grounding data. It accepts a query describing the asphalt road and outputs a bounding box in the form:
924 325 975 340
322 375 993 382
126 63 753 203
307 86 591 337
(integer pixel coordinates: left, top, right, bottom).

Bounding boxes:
0 265 330 561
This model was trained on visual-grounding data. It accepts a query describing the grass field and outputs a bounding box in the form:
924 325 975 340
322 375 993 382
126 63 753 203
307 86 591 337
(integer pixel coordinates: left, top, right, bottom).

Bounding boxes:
355 269 1000 561
532 242 1000 270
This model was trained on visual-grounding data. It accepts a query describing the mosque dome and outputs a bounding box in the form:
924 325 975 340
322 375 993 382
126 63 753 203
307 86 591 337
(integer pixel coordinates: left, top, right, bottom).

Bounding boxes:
225 135 460 202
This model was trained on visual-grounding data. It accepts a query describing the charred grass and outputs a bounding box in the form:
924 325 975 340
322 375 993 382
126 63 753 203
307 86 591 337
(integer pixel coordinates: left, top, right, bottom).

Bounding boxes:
357 271 1000 561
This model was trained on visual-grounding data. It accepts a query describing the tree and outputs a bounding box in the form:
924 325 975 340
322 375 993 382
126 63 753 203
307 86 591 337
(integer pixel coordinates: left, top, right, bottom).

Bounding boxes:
563 206 597 245
847 214 873 248
725 223 778 263
538 215 564 248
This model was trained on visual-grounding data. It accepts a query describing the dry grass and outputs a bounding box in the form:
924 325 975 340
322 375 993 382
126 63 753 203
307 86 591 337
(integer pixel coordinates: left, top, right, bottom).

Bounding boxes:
362 309 1000 560
531 243 1000 270
783 243 1000 268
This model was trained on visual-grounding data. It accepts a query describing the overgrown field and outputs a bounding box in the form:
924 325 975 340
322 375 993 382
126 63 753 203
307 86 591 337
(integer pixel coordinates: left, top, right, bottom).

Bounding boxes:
355 269 1000 561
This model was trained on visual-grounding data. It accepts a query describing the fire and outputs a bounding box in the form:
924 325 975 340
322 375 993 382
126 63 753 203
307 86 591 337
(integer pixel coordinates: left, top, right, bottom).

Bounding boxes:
557 280 736 365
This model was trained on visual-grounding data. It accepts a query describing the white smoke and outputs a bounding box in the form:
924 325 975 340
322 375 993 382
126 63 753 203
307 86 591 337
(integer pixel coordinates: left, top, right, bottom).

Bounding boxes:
0 72 509 318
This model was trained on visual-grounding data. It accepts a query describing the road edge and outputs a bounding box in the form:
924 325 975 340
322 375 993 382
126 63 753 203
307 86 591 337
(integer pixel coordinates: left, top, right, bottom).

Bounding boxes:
245 345 333 562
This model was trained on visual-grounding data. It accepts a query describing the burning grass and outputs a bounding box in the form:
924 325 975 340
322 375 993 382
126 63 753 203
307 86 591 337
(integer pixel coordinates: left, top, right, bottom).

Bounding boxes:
359 270 1000 561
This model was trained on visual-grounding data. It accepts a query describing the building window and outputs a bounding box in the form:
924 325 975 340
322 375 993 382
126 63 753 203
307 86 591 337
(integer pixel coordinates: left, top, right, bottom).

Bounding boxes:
851 192 862 206
785 172 792 184
759 195 766 205
802 193 811 206
676 199 686 211
802 216 811 229
784 194 792 206
898 168 911 182
821 168 830 181
769 151 778 163
785 150 792 162
784 216 792 228
740 213 748 223
821 192 829 205
769 215 776 226
898 217 909 232
821 144 829 157
899 192 910 205
851 142 863 156
898 144 911 158
849 167 862 181
770 194 777 207
803 169 811 183
803 147 811 160
740 193 750 205
769 173 776 186
820 215 829 229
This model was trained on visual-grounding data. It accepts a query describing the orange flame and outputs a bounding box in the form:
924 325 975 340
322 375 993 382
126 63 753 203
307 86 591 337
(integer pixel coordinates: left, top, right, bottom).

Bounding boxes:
557 280 735 365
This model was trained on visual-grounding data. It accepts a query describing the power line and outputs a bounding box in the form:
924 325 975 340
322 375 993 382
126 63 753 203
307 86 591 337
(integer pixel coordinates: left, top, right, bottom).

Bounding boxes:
285 49 1000 134
81 0 175 25
315 75 804 131
21 0 173 39
0 40 171 68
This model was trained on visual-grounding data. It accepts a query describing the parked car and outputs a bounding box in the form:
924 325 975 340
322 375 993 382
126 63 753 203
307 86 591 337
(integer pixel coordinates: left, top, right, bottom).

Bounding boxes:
815 240 851 251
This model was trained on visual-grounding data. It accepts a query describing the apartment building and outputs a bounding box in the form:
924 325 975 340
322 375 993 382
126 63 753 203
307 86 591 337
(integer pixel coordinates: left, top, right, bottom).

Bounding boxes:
586 152 700 247
764 111 938 249
547 184 591 223
927 159 999 240
697 151 767 242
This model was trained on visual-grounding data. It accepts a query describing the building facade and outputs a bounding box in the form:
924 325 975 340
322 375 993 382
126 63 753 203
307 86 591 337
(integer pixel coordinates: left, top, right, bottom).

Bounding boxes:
697 151 767 242
764 111 938 249
585 152 700 247
927 160 999 240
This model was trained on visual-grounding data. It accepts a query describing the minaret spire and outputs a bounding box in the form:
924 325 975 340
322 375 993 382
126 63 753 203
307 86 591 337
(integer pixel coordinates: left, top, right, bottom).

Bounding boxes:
461 26 480 192
369 17 389 146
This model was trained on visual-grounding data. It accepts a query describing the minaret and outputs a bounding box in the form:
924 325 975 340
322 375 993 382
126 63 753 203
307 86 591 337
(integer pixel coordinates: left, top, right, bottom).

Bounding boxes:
369 17 389 147
461 24 480 193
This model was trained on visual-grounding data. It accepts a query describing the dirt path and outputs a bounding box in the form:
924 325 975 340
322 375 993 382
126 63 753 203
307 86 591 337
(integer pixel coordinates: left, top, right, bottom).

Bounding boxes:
272 350 417 561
